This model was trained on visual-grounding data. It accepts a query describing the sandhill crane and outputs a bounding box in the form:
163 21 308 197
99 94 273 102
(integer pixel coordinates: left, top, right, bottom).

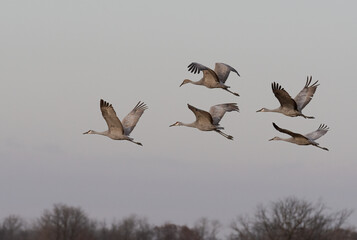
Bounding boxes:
180 62 240 96
169 103 239 140
269 122 329 151
83 99 147 146
257 76 319 118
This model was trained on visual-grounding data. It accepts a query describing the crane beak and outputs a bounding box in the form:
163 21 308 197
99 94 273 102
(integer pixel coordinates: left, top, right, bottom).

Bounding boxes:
268 138 274 141
83 130 90 134
179 82 184 87
169 122 179 127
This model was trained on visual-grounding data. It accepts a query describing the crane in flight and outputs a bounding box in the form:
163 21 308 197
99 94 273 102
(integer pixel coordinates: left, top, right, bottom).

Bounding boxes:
269 122 329 151
180 62 240 96
83 99 147 146
257 76 319 118
170 103 239 140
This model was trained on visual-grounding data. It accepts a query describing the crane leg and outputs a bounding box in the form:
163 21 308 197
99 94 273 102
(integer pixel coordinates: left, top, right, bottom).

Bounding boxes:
215 130 234 140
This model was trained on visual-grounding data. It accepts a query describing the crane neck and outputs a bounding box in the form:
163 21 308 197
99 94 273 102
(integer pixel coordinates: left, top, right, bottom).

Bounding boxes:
90 130 109 136
264 108 281 113
180 122 197 128
281 137 296 143
190 79 204 85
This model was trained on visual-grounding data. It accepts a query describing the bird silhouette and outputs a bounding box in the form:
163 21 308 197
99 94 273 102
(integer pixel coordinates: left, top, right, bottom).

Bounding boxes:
84 99 147 146
180 62 240 96
170 103 239 140
269 122 329 151
257 76 319 118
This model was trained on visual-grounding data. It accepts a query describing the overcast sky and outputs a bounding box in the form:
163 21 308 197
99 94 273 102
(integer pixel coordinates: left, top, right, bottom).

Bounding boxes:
1 0 356 229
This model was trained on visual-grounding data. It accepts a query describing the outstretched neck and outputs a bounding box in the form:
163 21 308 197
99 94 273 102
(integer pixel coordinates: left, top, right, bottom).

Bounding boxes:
282 137 296 143
265 108 281 113
90 130 108 136
271 137 294 143
189 79 204 85
180 122 197 128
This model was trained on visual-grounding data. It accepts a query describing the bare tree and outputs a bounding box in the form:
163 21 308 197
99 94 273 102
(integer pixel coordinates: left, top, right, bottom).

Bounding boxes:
108 215 153 240
36 203 93 240
229 196 353 240
153 222 202 240
0 215 26 240
194 218 221 240
0 201 355 240
178 225 201 240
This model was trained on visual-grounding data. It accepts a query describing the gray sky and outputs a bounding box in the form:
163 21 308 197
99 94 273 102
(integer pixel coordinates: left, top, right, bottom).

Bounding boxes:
1 0 356 229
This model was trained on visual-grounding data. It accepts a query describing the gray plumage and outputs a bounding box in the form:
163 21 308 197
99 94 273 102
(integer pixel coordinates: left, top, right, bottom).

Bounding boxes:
83 99 147 146
269 122 329 151
180 62 240 97
214 62 240 83
257 76 319 118
209 103 239 125
169 103 239 140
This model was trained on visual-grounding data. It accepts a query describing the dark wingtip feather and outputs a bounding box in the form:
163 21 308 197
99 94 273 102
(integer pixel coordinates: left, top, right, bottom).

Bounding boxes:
133 101 148 111
100 99 110 108
232 68 240 77
319 124 329 131
272 82 283 91
305 76 312 86
187 62 201 74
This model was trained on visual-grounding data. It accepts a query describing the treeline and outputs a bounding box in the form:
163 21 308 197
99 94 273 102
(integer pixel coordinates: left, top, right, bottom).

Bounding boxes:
1 197 356 240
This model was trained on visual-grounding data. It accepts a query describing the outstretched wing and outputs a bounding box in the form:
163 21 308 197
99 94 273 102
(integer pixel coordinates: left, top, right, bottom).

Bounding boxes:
100 99 124 135
272 122 306 139
187 62 211 74
187 62 220 85
272 82 298 110
294 76 319 111
209 103 239 125
304 124 329 141
214 63 240 83
122 101 148 136
187 104 213 125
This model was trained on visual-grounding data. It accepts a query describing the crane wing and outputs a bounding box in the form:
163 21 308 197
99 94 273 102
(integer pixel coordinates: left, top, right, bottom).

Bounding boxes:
187 104 213 125
294 76 319 111
272 82 298 110
214 63 240 83
187 62 220 85
304 124 329 141
187 62 211 74
272 122 306 139
122 101 148 136
100 99 124 135
209 103 239 125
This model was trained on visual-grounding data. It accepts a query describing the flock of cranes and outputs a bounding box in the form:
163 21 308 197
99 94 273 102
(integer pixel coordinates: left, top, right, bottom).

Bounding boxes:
84 62 329 151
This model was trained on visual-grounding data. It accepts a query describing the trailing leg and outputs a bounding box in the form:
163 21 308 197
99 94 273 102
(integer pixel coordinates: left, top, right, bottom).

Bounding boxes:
215 129 234 140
